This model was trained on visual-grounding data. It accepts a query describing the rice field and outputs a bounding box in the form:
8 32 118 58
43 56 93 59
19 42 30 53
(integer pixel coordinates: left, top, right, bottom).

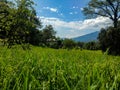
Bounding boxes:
0 46 120 90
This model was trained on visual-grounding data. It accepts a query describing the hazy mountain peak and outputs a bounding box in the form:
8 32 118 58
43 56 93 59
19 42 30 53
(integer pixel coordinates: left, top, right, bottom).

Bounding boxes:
72 31 99 42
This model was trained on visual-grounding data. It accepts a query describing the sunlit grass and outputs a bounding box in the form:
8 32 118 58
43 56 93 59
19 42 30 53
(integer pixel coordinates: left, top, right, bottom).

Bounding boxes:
0 46 120 90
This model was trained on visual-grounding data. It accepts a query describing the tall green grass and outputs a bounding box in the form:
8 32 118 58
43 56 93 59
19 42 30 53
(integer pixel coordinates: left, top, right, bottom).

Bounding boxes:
0 46 120 90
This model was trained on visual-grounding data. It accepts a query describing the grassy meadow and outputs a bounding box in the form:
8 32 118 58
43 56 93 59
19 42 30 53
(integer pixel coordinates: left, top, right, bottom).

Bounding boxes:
0 46 120 90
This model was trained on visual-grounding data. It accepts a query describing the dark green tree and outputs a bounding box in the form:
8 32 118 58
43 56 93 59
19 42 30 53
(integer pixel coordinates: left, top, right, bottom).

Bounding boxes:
0 0 10 39
83 0 120 28
84 41 100 50
29 29 43 46
5 0 42 48
97 28 108 52
62 39 76 49
48 37 63 49
24 9 42 46
0 0 14 46
98 26 120 55
77 42 85 49
42 25 56 46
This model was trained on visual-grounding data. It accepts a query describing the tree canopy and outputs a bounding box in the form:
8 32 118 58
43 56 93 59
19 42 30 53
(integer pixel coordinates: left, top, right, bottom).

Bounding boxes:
83 0 120 55
0 0 10 39
98 26 120 55
83 0 120 28
0 0 42 48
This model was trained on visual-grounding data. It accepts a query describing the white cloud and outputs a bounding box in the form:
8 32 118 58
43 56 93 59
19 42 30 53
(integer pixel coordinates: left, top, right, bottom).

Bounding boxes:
50 8 58 12
69 12 78 15
73 6 76 9
43 7 58 12
72 6 78 9
80 8 84 11
69 12 73 15
40 16 112 38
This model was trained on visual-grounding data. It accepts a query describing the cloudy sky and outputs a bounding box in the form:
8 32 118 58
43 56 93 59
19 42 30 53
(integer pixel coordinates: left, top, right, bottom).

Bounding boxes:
34 0 112 38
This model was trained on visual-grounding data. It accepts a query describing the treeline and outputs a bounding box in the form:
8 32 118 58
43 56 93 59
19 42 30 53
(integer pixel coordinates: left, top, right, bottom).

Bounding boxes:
0 0 120 55
61 39 100 50
0 0 62 49
0 0 100 50
0 0 69 49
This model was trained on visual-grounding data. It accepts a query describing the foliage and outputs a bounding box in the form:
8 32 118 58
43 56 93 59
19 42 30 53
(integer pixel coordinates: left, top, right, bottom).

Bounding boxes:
8 0 41 47
98 28 108 52
84 41 100 50
77 42 84 49
47 37 63 49
29 30 42 46
84 0 120 55
0 46 120 89
98 26 120 55
62 40 100 50
42 25 56 46
0 0 11 39
62 39 76 49
0 0 42 48
83 0 120 28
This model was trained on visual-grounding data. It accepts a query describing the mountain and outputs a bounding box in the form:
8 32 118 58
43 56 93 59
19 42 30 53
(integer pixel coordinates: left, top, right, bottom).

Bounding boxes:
72 31 99 42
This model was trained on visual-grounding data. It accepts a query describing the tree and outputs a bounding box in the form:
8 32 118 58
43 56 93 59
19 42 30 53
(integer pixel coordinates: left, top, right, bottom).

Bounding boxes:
77 42 85 49
3 0 42 48
62 39 76 49
0 0 10 39
42 25 56 46
29 29 43 46
0 0 15 46
97 28 108 52
83 0 120 28
48 37 63 49
84 41 100 50
98 26 120 55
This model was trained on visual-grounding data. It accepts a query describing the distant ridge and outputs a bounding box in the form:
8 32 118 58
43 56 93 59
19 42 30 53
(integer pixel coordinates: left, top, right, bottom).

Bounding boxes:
72 31 99 42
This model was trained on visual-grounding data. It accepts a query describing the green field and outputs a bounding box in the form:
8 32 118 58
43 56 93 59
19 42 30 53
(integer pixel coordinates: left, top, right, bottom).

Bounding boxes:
0 46 120 90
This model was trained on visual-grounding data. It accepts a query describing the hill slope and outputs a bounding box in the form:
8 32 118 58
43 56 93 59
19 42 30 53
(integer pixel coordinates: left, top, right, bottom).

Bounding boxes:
72 31 99 42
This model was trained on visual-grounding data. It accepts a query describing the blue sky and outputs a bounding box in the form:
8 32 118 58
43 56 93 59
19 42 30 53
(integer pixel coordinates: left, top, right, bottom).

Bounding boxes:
34 0 90 21
34 0 112 38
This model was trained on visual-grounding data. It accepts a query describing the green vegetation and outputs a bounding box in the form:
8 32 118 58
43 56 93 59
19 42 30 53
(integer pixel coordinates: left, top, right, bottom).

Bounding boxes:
0 0 120 89
0 46 120 89
0 0 61 48
83 0 120 55
0 0 120 55
0 0 42 47
98 26 120 55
